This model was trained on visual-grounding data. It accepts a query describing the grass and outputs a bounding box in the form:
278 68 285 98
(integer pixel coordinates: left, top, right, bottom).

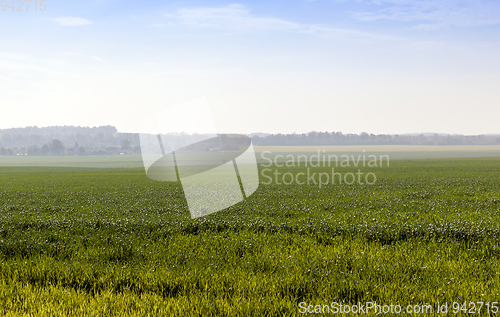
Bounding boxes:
0 157 499 315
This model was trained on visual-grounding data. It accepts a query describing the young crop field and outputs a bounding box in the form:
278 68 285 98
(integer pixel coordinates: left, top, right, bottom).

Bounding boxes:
0 157 500 315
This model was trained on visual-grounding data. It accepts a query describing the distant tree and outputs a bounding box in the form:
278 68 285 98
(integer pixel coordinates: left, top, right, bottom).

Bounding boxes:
95 133 104 141
74 141 79 149
27 145 40 156
49 139 65 156
77 146 86 156
121 139 131 150
16 147 27 155
0 147 13 156
40 144 50 156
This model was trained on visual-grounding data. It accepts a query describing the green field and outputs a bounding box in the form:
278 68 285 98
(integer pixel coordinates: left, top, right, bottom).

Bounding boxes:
0 157 500 315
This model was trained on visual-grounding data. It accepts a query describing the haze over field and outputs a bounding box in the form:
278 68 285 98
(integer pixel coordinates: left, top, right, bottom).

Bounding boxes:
1 0 500 135
1 126 500 151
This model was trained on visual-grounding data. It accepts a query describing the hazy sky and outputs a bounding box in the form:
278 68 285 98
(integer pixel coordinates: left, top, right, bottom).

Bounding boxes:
1 0 499 134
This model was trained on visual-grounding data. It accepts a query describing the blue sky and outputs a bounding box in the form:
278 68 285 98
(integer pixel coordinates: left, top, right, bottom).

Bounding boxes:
1 0 500 134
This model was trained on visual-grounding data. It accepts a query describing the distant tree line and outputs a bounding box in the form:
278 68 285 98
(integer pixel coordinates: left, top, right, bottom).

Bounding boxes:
1 126 500 156
0 125 139 148
0 138 140 157
0 126 140 156
251 132 500 146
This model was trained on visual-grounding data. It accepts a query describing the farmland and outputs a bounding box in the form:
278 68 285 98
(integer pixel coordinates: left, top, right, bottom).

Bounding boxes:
0 156 500 315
